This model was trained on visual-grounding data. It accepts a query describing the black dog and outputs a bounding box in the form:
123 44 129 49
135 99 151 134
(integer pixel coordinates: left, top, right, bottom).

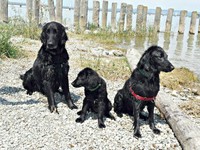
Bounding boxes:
20 21 77 113
71 67 115 128
114 45 174 138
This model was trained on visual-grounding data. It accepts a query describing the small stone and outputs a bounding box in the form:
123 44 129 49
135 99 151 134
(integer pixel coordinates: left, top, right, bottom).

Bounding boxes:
192 88 198 95
171 90 179 97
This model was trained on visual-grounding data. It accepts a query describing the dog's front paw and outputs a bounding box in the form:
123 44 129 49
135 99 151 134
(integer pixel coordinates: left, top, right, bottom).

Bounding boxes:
76 117 84 123
77 110 82 115
27 91 33 95
134 131 142 139
117 113 123 118
48 105 59 114
153 128 161 134
98 122 106 128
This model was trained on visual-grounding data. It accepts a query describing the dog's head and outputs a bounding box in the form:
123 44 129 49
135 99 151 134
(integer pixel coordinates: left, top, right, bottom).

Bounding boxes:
137 46 174 73
72 67 101 90
40 21 68 54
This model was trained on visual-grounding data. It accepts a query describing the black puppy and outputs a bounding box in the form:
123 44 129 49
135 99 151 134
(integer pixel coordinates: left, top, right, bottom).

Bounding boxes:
20 21 77 113
72 67 115 128
114 45 174 138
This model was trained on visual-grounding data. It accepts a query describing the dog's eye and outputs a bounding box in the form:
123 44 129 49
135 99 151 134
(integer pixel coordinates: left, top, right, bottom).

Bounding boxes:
52 29 57 34
46 29 50 34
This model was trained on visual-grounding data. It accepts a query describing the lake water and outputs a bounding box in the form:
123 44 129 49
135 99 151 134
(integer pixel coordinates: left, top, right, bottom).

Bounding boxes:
119 32 200 78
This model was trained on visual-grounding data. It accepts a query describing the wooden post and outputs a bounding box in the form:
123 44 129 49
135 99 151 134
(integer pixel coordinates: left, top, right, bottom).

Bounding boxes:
56 0 63 23
26 0 33 23
136 5 143 32
189 11 198 34
102 1 108 29
119 3 127 31
74 0 80 31
154 7 162 32
0 0 8 23
33 0 40 25
198 18 200 33
165 8 174 32
143 6 148 30
126 4 133 31
48 0 55 21
111 2 117 31
79 0 88 31
92 0 100 27
178 10 187 34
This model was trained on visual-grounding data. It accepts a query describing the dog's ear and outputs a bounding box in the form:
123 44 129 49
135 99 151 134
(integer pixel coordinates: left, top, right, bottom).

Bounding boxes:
40 26 46 44
61 27 68 45
137 52 150 70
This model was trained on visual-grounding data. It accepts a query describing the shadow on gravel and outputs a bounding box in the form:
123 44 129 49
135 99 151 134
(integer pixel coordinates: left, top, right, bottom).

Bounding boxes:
70 92 81 103
0 86 25 94
127 112 168 126
0 97 40 105
54 92 81 105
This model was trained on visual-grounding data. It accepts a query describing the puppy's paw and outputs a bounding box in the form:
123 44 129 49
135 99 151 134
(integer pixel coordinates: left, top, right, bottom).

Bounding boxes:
77 110 82 115
49 105 59 114
134 131 142 139
98 123 106 128
69 104 78 109
76 117 84 123
153 128 161 134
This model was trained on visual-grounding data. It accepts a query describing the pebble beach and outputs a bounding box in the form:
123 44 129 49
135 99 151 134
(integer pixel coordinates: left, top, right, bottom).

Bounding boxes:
0 37 182 150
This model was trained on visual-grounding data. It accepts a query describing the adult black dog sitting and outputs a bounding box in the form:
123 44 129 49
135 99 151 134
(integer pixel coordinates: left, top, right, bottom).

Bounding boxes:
72 67 115 128
20 21 77 113
114 45 174 138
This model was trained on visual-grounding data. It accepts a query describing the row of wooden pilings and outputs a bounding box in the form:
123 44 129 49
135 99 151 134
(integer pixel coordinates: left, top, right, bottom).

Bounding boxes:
0 0 200 34
74 0 200 34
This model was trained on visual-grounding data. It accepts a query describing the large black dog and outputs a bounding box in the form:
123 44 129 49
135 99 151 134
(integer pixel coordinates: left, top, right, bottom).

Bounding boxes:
20 21 77 113
72 67 115 128
114 46 174 138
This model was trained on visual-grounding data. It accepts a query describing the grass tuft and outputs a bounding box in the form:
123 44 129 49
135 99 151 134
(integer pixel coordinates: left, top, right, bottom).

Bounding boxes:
0 24 21 58
160 67 199 90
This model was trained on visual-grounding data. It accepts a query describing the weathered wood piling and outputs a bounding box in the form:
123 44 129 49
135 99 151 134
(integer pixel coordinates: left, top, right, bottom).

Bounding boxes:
1 0 200 35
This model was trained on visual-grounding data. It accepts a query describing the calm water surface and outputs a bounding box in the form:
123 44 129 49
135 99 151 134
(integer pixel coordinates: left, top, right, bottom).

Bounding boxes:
119 33 200 78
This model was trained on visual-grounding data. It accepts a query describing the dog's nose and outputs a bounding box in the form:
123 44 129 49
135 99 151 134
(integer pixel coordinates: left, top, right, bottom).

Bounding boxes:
170 65 175 71
47 43 54 48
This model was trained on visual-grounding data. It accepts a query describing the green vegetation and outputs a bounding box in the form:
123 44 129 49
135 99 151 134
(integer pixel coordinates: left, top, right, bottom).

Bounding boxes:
0 24 21 58
78 54 131 80
0 18 41 58
74 23 155 49
9 17 41 39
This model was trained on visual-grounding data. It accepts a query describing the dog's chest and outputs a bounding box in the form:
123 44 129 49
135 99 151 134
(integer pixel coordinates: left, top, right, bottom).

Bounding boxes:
143 80 159 95
131 79 160 97
85 93 99 112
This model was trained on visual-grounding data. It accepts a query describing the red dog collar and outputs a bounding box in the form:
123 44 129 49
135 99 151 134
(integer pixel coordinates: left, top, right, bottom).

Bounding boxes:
129 87 156 101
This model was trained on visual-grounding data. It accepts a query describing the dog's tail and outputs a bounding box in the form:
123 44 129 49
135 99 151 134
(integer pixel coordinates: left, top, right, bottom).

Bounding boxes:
20 74 24 80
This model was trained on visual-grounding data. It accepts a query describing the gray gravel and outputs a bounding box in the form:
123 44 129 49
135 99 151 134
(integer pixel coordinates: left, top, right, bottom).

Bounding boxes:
0 38 181 150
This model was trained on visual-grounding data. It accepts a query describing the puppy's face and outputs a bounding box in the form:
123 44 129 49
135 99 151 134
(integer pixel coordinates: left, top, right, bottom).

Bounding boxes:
40 22 68 54
72 68 99 89
150 47 174 72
